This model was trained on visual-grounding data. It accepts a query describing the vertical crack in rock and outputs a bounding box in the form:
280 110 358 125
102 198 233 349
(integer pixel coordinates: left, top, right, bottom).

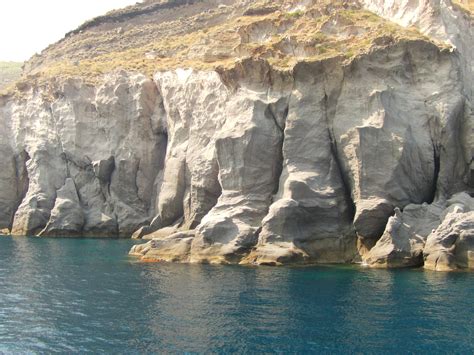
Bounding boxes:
324 91 356 220
157 155 187 228
241 62 359 266
436 98 469 199
151 132 168 213
272 131 285 198
111 158 151 237
11 150 31 230
144 80 169 234
133 132 169 239
430 140 441 203
264 98 288 132
264 97 289 196
93 156 116 198
322 64 358 222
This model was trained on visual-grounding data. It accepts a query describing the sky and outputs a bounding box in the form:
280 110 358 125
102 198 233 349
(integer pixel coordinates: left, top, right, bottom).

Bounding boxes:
0 0 140 62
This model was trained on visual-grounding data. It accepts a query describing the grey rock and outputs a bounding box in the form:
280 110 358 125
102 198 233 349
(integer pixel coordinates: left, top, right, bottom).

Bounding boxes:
364 204 443 268
92 156 115 182
11 150 68 236
361 0 474 195
366 193 474 269
4 73 166 237
129 231 196 262
39 178 84 237
423 193 474 271
424 210 474 271
244 61 356 265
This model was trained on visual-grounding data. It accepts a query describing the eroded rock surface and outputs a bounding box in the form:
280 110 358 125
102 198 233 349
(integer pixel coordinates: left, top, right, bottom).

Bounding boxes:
424 194 474 271
364 203 443 268
39 178 84 237
0 0 473 270
128 41 468 266
365 193 474 269
2 73 166 237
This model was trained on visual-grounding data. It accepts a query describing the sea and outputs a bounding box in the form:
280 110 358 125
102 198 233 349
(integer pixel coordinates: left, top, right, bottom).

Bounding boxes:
0 237 473 353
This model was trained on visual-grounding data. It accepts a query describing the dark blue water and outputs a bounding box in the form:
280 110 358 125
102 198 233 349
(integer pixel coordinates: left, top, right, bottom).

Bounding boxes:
0 237 473 353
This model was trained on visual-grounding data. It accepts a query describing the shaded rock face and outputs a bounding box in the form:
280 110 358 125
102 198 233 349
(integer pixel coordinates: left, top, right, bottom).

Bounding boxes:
336 43 469 247
351 0 474 271
0 116 22 230
361 0 474 194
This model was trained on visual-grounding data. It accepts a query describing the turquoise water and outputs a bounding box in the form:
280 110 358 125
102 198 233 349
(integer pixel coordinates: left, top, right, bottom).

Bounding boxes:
0 237 473 353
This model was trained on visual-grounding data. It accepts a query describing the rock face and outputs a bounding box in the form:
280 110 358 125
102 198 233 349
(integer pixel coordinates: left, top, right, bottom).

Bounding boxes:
356 0 474 270
361 0 474 193
364 193 474 268
0 0 473 270
39 178 84 237
364 204 442 268
423 193 474 271
128 39 470 267
424 212 474 271
2 73 166 237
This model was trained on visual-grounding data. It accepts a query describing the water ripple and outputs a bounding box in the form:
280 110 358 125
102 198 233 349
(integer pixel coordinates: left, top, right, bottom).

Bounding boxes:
0 238 473 353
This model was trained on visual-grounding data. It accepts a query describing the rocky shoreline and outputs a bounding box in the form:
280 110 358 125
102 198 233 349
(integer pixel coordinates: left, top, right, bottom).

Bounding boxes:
0 0 472 271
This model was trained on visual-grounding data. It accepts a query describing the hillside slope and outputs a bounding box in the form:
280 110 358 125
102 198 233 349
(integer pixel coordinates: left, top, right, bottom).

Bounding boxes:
0 62 22 90
16 0 437 85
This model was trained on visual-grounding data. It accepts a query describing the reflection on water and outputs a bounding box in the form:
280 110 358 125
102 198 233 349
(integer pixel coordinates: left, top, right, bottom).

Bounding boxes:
0 237 473 353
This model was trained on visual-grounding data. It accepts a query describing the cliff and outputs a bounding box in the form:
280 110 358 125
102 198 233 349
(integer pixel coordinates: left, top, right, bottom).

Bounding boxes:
0 0 473 270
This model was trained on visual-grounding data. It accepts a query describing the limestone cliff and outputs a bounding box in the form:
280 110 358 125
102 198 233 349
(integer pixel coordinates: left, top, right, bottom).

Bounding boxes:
1 0 473 270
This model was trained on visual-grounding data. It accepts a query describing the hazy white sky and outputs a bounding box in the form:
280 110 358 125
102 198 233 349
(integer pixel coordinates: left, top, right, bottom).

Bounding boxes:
0 0 140 62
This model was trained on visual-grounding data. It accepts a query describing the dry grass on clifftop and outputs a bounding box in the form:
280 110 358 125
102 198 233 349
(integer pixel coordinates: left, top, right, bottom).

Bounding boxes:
453 0 474 12
0 62 22 91
5 0 444 94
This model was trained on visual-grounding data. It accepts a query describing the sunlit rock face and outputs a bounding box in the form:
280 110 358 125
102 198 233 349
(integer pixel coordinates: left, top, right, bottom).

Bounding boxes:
131 40 469 266
364 193 474 269
0 0 473 270
1 73 166 238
